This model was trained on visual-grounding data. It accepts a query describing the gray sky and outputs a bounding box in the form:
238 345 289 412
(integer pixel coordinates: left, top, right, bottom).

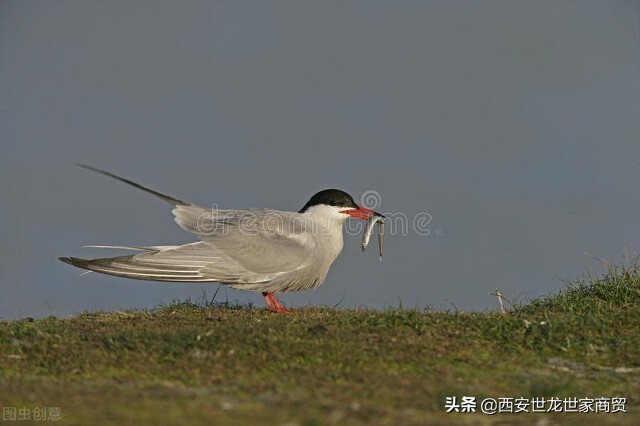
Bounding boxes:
1 1 639 318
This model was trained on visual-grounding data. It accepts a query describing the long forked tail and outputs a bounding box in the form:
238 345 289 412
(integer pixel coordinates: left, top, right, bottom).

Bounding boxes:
58 256 212 282
76 163 192 206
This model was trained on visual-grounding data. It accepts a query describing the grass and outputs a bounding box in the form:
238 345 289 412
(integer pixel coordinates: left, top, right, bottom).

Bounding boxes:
1 260 639 425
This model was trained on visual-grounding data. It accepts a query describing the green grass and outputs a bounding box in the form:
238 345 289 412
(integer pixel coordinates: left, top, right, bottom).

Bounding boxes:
1 261 639 425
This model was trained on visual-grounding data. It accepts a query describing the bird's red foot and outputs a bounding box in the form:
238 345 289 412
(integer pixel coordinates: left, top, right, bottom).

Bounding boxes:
262 292 288 314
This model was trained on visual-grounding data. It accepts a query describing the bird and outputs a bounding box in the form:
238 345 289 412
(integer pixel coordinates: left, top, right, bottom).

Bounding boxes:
59 164 381 313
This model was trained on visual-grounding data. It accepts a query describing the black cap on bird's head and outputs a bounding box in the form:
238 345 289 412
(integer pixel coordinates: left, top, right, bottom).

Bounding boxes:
299 189 381 220
299 189 357 212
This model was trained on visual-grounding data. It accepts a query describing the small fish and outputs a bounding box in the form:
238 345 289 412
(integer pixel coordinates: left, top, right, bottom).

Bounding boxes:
362 213 385 261
377 219 384 262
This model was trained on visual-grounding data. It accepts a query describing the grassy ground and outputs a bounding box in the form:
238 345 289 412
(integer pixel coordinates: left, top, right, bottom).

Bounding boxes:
1 262 639 425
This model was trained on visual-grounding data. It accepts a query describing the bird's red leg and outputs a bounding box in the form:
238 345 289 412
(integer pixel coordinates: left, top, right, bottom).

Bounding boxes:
269 293 288 313
262 292 275 311
262 292 288 313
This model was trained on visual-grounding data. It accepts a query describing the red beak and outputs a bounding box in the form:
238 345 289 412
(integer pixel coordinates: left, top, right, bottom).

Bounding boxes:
343 206 376 220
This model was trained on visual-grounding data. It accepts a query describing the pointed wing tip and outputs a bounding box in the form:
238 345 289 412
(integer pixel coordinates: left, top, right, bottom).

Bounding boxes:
75 163 110 177
59 256 88 268
73 163 191 207
75 162 97 171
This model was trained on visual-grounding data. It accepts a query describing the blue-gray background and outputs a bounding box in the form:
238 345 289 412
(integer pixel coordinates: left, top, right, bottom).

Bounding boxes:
1 1 639 318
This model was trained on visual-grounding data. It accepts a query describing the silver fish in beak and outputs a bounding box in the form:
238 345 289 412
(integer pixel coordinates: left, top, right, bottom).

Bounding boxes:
361 212 385 261
377 219 384 262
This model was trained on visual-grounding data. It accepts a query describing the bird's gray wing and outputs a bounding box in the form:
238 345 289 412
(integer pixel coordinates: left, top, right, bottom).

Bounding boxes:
64 208 317 283
72 165 315 279
173 206 316 276
61 241 283 283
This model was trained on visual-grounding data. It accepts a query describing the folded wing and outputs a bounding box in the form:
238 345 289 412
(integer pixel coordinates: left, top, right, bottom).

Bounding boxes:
173 205 316 276
62 166 318 286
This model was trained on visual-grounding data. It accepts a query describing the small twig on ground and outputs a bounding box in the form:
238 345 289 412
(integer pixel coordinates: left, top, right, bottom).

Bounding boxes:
495 289 506 315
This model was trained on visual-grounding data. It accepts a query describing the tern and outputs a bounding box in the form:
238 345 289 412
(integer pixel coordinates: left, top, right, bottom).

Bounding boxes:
59 165 381 313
